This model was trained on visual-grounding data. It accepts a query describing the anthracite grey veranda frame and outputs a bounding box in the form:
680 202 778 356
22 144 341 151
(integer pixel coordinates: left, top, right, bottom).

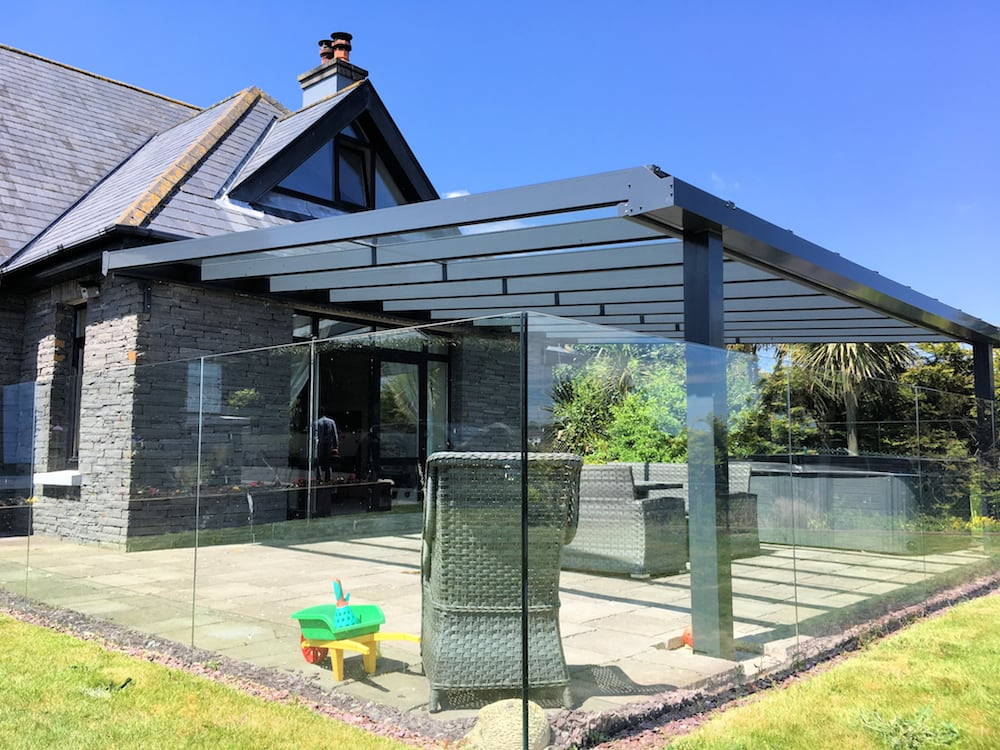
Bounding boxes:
103 164 999 657
102 164 1000 352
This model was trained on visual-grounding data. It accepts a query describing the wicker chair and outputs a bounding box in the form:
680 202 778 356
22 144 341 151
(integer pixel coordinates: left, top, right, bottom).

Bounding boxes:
625 462 760 559
561 464 688 578
421 451 582 713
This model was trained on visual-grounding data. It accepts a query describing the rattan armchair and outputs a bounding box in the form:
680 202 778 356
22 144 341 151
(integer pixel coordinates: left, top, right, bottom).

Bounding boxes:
561 464 688 578
420 451 582 713
626 461 761 559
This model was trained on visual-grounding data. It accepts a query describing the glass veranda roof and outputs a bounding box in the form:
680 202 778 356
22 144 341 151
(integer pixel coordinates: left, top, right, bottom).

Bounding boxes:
103 165 1000 347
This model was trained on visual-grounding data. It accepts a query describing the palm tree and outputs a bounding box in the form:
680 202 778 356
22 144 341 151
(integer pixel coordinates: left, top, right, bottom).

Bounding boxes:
781 343 915 455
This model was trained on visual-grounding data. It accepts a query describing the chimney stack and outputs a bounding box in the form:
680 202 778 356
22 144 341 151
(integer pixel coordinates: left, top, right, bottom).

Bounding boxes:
299 31 368 107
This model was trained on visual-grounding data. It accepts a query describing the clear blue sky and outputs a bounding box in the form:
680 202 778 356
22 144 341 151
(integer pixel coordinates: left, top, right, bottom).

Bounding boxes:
7 1 999 328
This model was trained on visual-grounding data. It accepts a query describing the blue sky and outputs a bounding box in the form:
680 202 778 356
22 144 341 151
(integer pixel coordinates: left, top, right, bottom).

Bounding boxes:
7 1 999 328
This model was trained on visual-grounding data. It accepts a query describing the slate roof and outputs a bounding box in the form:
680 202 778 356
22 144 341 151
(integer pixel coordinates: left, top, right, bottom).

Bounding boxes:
7 89 291 271
0 45 435 278
235 83 359 183
0 46 198 262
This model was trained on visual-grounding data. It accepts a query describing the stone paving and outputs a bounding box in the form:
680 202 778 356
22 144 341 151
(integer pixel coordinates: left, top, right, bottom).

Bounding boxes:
0 531 991 723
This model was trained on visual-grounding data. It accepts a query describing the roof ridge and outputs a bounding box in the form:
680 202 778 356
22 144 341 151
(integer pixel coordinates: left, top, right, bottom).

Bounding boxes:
115 88 264 227
0 44 199 111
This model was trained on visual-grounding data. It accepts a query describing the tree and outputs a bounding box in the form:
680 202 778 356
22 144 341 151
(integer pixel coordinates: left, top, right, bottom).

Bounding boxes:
780 343 916 455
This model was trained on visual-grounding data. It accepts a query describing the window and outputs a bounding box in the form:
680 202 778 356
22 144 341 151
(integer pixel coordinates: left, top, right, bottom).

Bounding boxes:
276 134 374 210
336 141 370 206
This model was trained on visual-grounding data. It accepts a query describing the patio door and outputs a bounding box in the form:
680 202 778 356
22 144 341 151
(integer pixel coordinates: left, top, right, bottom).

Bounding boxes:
374 353 449 502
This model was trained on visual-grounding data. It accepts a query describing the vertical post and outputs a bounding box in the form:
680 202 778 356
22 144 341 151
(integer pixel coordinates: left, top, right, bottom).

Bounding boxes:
973 343 997 520
973 343 996 457
191 356 205 649
518 312 530 748
683 227 735 660
307 341 317 520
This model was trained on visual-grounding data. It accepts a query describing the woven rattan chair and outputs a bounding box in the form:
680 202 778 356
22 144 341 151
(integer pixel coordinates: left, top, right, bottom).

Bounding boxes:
561 464 688 578
421 451 582 713
627 462 760 559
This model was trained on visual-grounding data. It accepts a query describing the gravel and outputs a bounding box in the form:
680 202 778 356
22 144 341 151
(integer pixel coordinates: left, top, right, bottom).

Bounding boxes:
3 570 999 749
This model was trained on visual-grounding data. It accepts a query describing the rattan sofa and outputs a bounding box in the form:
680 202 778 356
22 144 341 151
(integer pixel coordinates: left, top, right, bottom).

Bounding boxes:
420 451 582 712
561 464 688 578
624 461 760 559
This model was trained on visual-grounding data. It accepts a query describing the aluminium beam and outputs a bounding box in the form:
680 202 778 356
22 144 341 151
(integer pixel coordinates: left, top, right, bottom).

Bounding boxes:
683 228 736 660
326 266 686 303
201 217 666 281
271 239 681 293
104 165 676 272
630 176 1000 345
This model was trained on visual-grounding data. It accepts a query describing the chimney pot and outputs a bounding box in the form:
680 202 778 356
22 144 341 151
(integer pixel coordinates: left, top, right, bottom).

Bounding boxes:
330 31 353 63
300 31 367 106
318 39 335 63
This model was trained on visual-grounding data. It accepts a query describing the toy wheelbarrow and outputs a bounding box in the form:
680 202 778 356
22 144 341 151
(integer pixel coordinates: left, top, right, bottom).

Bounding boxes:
291 582 419 681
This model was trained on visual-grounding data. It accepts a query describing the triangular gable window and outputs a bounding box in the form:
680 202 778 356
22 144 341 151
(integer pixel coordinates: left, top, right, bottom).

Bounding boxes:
274 120 403 212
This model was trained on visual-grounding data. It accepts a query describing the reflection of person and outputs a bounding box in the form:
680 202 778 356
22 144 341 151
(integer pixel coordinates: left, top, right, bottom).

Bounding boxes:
315 410 340 482
357 425 379 481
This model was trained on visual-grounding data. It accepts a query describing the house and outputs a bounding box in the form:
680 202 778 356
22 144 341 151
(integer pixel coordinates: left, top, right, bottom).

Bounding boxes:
0 35 470 545
1 34 997 564
1 33 997 669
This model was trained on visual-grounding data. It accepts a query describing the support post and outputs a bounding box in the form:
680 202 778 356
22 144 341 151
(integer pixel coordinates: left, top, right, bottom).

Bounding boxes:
973 343 996 445
973 344 997 517
683 227 735 660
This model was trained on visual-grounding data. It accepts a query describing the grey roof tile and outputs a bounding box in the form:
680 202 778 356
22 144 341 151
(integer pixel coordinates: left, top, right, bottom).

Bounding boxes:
7 92 288 270
0 46 197 261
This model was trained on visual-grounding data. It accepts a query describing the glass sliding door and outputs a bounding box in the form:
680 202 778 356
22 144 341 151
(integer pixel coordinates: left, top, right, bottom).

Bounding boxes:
379 360 421 501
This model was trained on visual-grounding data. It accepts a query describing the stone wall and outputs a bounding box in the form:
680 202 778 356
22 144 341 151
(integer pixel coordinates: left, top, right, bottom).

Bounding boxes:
31 276 297 547
0 295 25 386
0 294 29 496
31 279 137 543
450 331 522 448
126 487 289 540
130 281 293 498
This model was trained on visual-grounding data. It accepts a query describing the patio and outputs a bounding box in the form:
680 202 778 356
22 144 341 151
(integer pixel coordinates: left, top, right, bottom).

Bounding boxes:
0 530 991 721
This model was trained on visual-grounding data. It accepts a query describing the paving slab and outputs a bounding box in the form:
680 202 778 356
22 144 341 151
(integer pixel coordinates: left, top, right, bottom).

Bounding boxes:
1 532 992 726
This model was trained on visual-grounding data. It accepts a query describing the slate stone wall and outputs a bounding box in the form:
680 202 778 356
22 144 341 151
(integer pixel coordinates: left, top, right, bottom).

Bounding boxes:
0 295 25 387
31 278 137 544
450 331 522 448
29 276 296 547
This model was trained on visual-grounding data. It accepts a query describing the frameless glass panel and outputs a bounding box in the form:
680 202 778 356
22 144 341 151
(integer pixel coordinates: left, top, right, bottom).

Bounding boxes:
524 315 712 715
8 313 993 745
0 379 35 597
10 362 201 653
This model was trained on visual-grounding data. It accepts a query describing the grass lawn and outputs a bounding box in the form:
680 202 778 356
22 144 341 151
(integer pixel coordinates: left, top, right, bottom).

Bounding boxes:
667 591 1000 749
0 614 420 750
